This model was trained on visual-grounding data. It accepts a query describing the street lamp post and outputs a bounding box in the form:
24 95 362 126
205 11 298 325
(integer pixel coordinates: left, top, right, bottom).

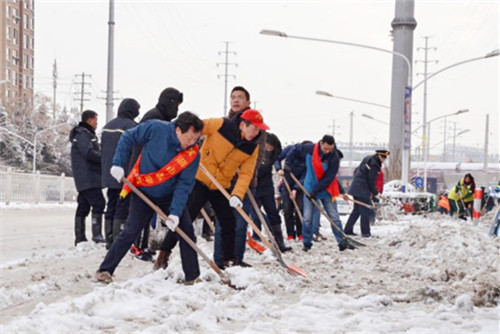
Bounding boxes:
261 29 413 190
0 126 34 147
33 123 70 173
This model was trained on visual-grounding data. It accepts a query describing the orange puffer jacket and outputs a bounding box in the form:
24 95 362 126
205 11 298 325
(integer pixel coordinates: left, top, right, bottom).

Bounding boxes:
196 116 260 200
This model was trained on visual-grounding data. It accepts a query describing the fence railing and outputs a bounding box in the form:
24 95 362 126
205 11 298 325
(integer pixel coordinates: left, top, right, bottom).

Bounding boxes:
0 169 77 204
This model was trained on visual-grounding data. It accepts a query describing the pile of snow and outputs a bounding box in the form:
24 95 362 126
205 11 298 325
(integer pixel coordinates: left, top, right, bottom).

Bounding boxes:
0 207 499 332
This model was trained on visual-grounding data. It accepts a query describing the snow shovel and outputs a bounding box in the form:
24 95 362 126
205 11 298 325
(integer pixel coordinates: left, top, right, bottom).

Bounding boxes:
199 163 307 277
121 177 239 290
200 208 215 233
247 231 266 253
344 194 376 210
289 173 366 249
246 190 280 254
282 176 304 223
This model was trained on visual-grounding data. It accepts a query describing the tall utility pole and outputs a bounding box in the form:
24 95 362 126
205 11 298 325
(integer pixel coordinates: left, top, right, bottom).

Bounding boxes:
217 41 237 116
483 114 489 172
388 0 417 186
74 73 92 113
416 36 437 189
105 0 115 122
52 59 58 119
349 111 354 174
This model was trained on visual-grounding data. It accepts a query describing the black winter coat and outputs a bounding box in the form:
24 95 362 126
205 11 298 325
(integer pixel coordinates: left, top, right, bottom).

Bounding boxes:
101 98 140 189
69 122 102 191
348 154 381 199
255 134 282 197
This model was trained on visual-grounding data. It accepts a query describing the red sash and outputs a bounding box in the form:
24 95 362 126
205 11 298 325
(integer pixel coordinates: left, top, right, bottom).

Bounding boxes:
312 143 340 198
120 145 199 198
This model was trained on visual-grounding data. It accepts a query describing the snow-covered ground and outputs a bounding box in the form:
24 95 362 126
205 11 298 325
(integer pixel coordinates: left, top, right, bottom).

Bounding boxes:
0 204 499 333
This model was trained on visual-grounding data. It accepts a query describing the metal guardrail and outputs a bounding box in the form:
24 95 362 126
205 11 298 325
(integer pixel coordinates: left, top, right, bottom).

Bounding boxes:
0 169 77 204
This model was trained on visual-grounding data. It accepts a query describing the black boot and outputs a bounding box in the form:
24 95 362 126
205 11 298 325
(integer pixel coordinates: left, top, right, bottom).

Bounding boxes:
74 217 87 246
91 213 106 243
104 218 113 249
270 224 292 253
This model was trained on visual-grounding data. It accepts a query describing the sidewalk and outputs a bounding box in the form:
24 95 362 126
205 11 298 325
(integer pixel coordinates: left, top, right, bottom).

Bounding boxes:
1 205 76 265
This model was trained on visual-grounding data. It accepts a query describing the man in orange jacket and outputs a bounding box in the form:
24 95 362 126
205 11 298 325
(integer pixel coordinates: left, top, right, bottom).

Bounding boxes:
156 109 268 269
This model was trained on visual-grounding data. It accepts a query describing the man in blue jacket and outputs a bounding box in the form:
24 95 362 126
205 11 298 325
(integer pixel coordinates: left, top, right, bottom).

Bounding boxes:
69 110 106 245
344 149 389 237
96 111 203 285
101 98 140 249
287 135 350 252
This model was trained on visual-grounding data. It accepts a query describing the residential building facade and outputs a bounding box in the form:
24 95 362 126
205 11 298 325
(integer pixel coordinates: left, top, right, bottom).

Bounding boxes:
0 0 34 113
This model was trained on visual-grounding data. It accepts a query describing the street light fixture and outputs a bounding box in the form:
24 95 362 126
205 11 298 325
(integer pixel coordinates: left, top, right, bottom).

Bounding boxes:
361 113 389 126
413 49 500 90
261 29 413 191
316 91 390 110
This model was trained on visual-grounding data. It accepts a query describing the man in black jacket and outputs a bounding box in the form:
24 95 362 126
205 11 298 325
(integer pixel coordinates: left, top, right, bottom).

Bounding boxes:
344 149 389 237
70 110 106 245
101 98 140 249
252 132 292 252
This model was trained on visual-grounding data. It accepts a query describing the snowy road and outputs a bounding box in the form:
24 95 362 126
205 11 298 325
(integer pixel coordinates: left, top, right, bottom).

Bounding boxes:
0 204 499 333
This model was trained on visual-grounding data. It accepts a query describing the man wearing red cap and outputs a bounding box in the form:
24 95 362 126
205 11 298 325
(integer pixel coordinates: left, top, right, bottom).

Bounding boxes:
157 108 268 270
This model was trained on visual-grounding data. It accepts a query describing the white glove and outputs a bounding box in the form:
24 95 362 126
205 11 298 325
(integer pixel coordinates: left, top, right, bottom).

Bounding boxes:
229 195 243 208
110 166 124 183
166 215 179 231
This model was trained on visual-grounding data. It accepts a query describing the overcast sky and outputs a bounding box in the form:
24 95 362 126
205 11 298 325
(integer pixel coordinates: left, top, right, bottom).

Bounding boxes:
34 0 498 155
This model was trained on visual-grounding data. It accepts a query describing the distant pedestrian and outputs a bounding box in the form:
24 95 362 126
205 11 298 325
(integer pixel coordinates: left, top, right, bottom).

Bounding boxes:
69 110 106 245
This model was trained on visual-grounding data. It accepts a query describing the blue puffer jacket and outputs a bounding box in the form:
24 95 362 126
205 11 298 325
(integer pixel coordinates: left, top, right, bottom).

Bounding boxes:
348 154 381 199
112 120 200 217
283 143 307 191
69 122 102 191
101 98 140 189
302 143 339 200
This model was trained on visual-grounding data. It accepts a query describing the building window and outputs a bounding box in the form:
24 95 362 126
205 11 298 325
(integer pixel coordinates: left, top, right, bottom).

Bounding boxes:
24 14 29 29
24 34 29 49
12 72 17 87
12 29 18 45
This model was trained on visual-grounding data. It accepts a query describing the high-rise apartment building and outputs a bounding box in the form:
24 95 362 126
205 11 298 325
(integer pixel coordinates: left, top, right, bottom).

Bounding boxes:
0 0 34 113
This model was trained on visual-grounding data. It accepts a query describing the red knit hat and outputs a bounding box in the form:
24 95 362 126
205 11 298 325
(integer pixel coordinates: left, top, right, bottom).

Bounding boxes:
240 109 269 130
